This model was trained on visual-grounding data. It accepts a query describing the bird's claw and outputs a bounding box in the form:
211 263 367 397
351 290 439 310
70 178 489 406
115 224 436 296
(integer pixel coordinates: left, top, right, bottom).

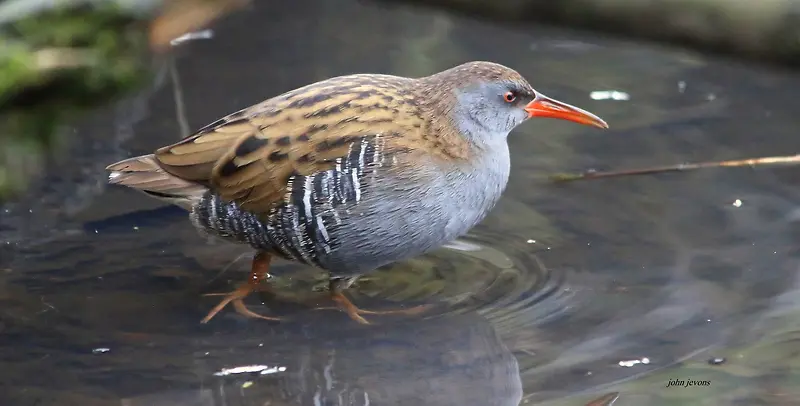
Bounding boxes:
201 285 281 323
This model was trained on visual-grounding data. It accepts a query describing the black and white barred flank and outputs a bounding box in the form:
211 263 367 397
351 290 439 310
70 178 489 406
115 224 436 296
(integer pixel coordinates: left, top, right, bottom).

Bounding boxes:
190 135 390 267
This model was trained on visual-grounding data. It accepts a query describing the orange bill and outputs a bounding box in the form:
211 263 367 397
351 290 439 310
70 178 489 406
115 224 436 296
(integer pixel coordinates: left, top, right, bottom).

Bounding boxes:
524 93 609 129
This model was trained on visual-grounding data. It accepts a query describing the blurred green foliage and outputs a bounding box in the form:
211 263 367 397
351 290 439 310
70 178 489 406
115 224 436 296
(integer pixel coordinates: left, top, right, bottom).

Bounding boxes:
0 2 153 199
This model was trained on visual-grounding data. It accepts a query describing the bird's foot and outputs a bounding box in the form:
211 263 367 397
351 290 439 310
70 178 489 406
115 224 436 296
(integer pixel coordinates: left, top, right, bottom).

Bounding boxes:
201 251 281 324
201 283 281 323
317 291 431 325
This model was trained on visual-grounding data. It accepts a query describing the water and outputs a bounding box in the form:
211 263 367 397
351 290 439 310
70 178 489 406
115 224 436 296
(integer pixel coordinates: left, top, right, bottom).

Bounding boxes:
3 0 800 405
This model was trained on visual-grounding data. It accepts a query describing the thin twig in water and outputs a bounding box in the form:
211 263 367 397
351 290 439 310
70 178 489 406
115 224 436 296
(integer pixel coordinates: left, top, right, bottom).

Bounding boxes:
584 392 620 406
551 154 800 182
169 58 191 138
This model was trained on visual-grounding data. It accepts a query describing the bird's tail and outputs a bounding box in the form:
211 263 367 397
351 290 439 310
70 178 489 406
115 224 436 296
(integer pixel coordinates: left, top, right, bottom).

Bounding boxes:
106 154 207 210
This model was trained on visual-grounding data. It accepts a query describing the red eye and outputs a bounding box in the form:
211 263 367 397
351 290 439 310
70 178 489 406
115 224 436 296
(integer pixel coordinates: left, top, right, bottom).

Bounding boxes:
503 91 516 103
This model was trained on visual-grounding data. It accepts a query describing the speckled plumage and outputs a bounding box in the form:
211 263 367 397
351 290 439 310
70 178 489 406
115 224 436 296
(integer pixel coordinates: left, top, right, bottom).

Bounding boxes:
106 61 607 323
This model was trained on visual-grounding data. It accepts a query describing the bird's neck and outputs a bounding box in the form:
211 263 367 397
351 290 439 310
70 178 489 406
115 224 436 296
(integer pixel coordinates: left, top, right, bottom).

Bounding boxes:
458 136 511 182
453 117 510 152
445 128 510 197
436 138 510 240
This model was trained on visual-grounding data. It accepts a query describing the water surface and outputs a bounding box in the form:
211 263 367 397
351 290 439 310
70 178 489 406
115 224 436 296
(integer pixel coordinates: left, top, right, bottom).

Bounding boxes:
3 1 800 405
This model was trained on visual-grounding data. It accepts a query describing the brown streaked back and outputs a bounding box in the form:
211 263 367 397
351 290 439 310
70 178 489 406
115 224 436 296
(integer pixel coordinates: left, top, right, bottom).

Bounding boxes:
149 73 474 215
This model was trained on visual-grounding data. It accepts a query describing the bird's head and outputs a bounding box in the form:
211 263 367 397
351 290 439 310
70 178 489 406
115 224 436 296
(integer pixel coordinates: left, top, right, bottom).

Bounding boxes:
423 61 608 146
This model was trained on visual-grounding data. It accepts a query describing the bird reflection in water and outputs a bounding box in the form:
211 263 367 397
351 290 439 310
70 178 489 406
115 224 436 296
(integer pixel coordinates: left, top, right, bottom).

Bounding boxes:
121 313 523 406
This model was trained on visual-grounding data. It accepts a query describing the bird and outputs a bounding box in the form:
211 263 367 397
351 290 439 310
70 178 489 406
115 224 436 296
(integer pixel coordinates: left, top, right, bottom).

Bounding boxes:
105 61 608 324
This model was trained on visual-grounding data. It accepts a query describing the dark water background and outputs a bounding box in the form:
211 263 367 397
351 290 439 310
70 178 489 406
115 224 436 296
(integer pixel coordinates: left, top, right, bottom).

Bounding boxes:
2 1 800 405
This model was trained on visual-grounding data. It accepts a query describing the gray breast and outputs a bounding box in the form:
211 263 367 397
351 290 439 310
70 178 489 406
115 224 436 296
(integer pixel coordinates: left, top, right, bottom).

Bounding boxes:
190 135 511 276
